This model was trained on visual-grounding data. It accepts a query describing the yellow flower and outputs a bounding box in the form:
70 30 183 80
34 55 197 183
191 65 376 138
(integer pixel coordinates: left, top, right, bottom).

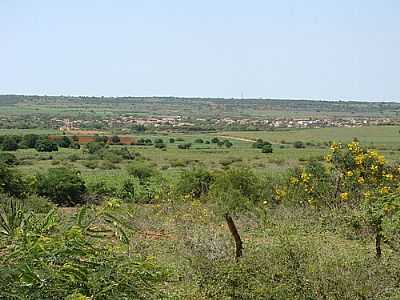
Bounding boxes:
357 177 365 184
368 150 379 158
324 154 332 162
377 155 385 165
355 154 364 165
379 186 390 194
363 191 371 198
289 177 299 184
384 173 394 181
347 141 360 153
275 189 286 200
301 172 311 182
346 170 354 177
339 192 349 201
371 165 378 172
330 142 341 152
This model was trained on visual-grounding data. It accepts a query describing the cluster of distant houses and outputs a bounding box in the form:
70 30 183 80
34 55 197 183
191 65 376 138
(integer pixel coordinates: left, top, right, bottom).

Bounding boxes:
50 116 396 132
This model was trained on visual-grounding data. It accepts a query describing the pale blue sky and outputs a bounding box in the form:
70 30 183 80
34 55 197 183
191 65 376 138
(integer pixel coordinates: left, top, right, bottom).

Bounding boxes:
1 1 399 101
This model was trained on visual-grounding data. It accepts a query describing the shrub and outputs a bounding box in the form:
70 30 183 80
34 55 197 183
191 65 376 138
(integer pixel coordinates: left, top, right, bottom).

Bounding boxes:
1 136 18 151
36 168 86 206
67 153 80 162
0 152 18 165
169 138 175 143
293 141 306 149
194 138 204 144
0 163 29 197
261 143 273 153
82 160 98 169
126 161 157 183
223 139 233 148
86 142 107 154
210 168 265 212
177 168 214 198
21 134 40 148
103 151 122 163
111 135 121 144
0 205 168 299
35 137 58 152
58 136 72 148
178 143 192 149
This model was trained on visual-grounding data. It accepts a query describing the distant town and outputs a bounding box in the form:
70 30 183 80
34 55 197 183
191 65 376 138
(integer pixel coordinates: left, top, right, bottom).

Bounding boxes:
50 115 398 132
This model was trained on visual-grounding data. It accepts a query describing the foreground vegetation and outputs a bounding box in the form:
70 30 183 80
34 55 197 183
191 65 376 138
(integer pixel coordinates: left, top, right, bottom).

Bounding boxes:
2 125 400 298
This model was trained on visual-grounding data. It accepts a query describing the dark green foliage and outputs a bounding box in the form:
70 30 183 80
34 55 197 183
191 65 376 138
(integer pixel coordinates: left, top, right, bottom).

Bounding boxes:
86 142 107 154
0 163 28 198
111 135 121 144
169 138 175 143
95 135 109 143
293 141 306 149
1 136 18 151
21 134 40 148
0 204 167 299
194 138 204 144
211 137 220 143
126 161 157 184
210 168 264 211
252 139 272 153
178 143 192 149
58 135 72 148
223 139 233 148
154 139 166 149
262 143 273 153
0 196 27 237
35 137 59 152
36 168 86 206
112 146 136 160
177 168 214 198
0 152 18 165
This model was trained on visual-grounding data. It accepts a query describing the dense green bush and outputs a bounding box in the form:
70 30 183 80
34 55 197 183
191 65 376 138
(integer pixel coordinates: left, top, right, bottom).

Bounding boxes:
0 202 168 299
0 152 18 165
36 168 86 206
209 167 266 211
1 136 18 151
177 143 192 149
293 141 306 149
177 168 214 199
86 142 107 154
35 137 59 152
126 161 158 183
0 163 29 197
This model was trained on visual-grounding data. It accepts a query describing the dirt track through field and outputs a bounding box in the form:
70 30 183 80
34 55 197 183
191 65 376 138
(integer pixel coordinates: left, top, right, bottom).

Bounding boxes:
216 135 255 143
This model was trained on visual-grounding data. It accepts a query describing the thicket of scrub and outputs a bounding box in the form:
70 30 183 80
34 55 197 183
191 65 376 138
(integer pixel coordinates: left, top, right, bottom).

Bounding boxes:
2 141 400 299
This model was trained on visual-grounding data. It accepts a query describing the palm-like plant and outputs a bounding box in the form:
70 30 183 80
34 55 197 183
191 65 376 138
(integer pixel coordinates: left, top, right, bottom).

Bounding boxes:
0 197 28 237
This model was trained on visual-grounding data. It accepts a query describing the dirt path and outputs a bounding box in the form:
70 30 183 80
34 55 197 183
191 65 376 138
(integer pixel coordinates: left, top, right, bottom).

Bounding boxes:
216 135 255 143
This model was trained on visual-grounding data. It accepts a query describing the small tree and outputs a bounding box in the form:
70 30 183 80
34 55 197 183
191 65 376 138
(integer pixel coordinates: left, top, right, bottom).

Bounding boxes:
58 136 72 148
126 161 157 184
224 140 233 148
0 163 28 197
261 144 273 153
1 136 18 151
293 141 306 149
36 168 86 206
111 135 121 144
35 138 58 152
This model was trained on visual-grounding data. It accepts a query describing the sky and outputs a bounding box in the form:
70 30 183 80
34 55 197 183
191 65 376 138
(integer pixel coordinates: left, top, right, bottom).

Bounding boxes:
1 0 399 101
